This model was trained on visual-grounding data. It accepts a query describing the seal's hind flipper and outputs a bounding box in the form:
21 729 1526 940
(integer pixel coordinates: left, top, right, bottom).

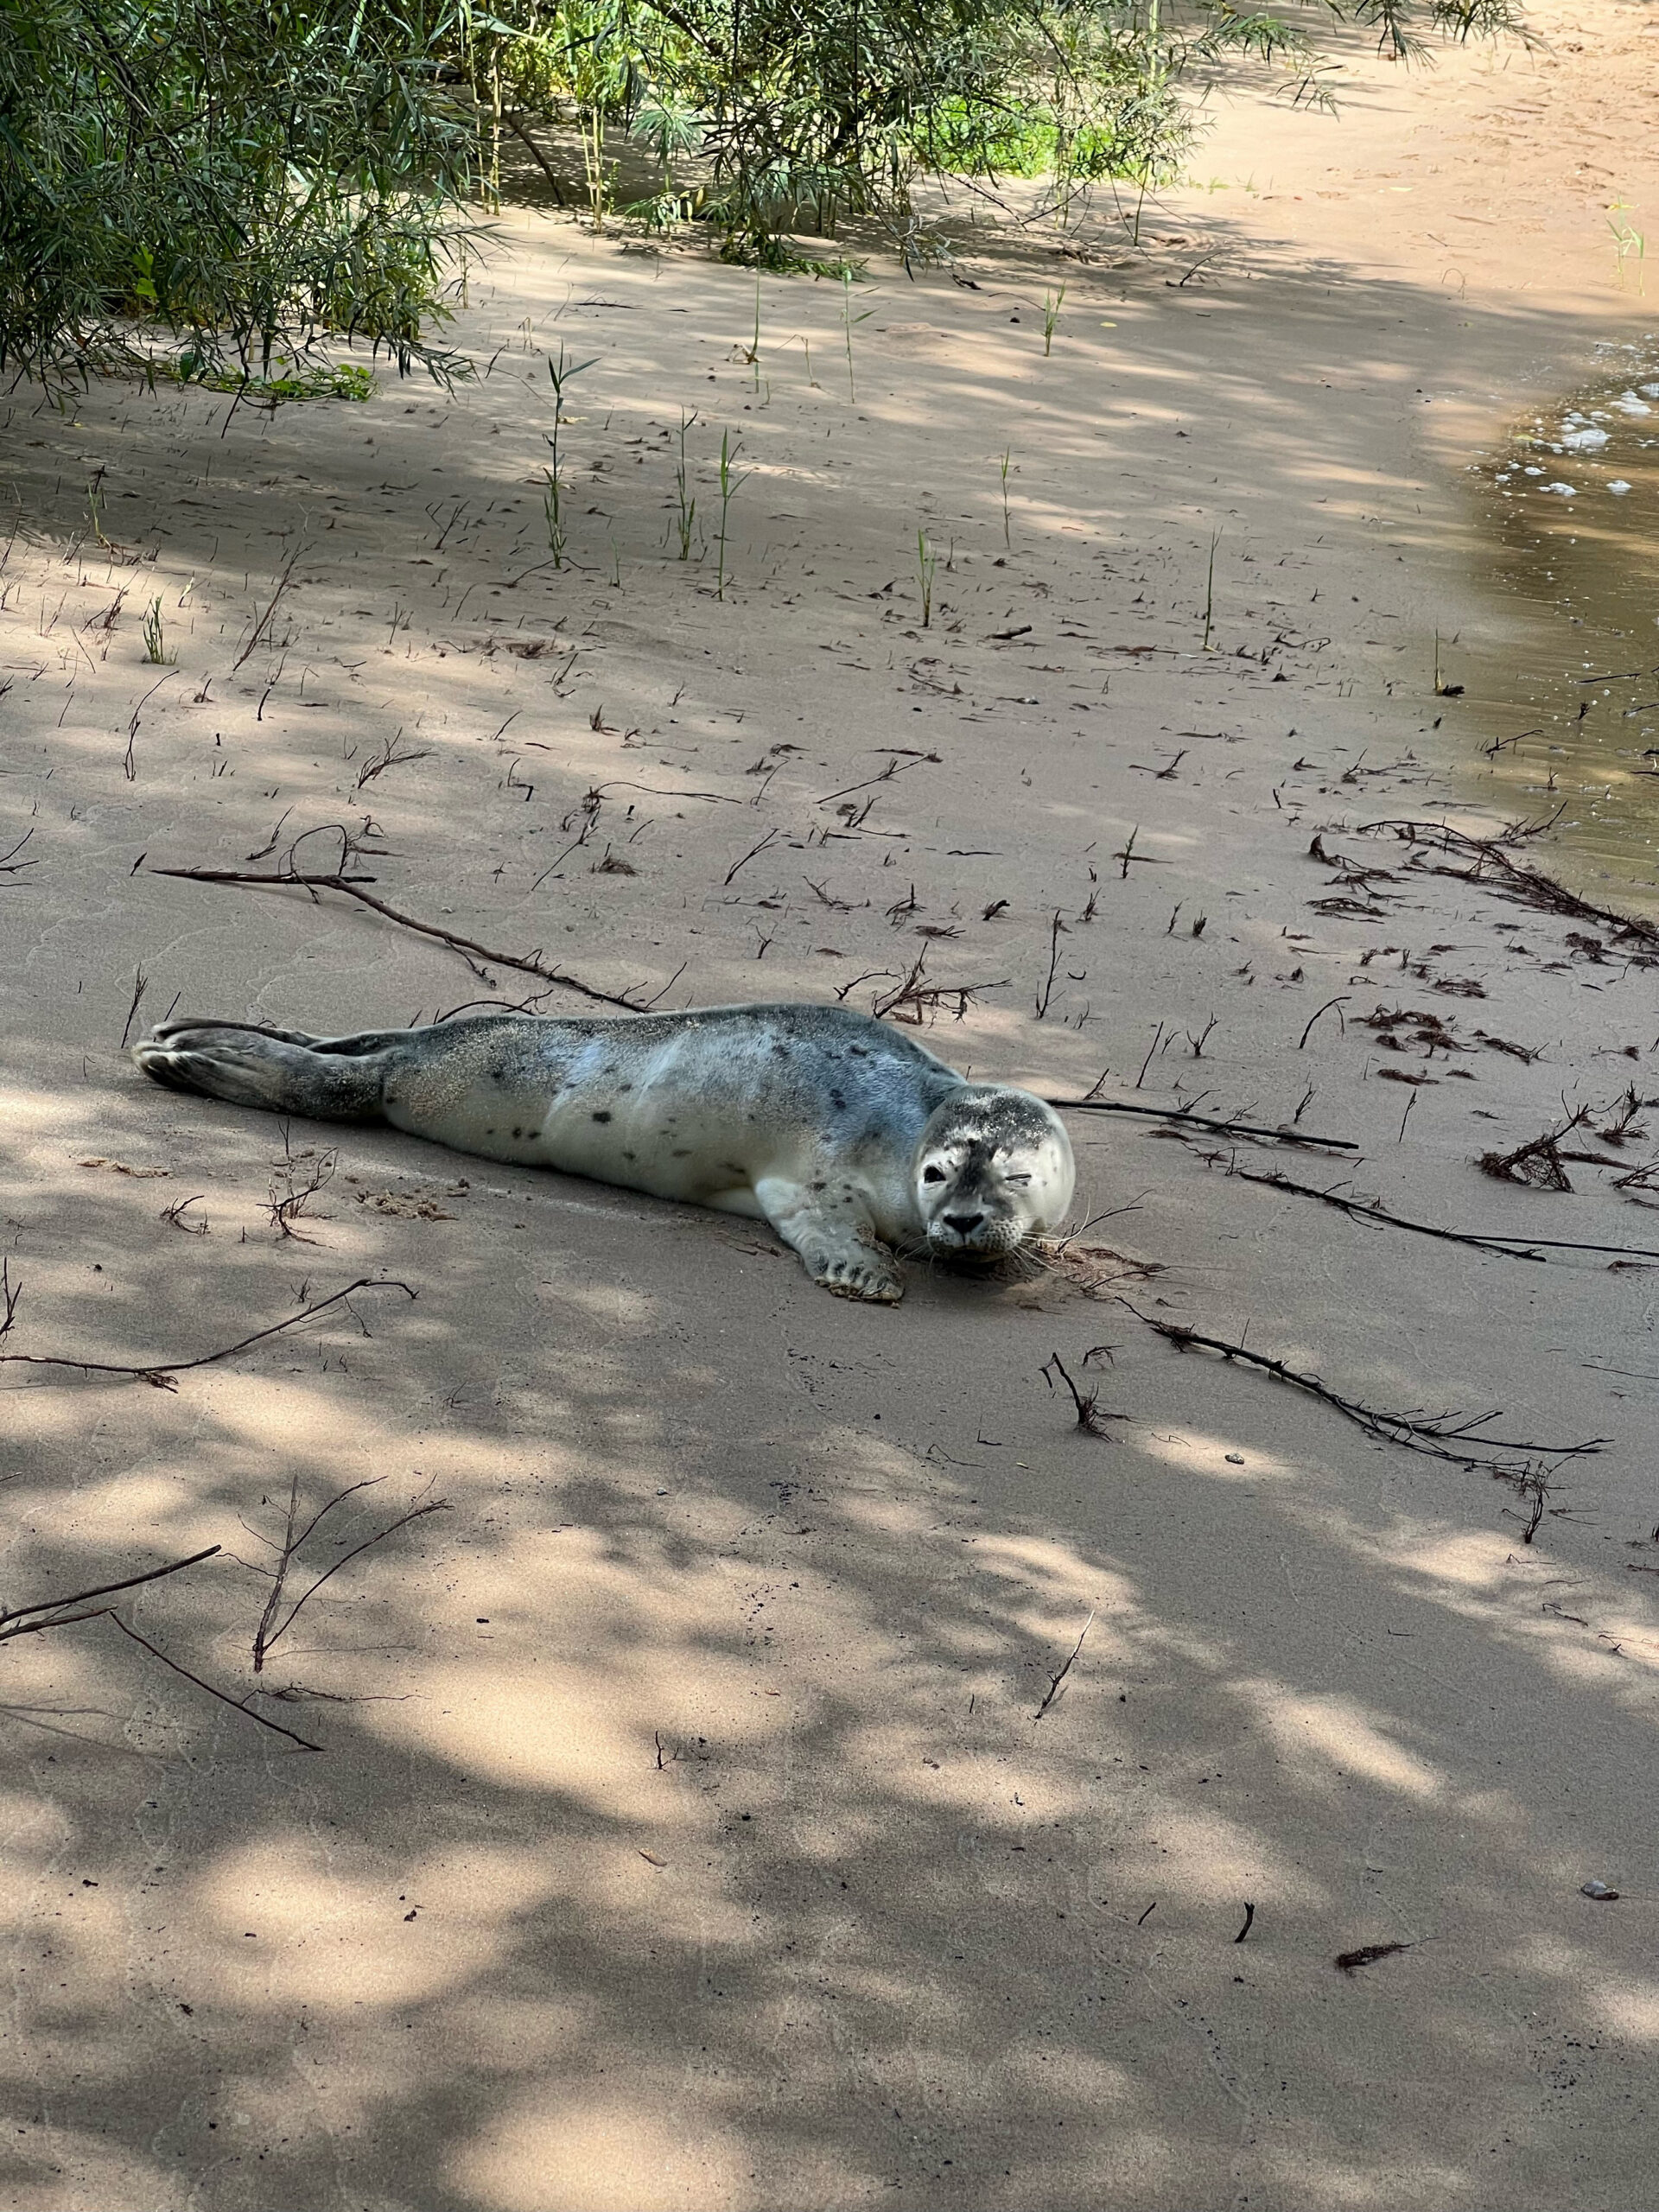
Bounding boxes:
133 1023 386 1122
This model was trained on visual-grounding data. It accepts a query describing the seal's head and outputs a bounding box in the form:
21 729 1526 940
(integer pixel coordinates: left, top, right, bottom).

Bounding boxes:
912 1085 1075 1264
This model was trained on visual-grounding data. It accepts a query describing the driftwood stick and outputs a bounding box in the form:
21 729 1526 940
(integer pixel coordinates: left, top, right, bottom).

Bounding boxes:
1357 818 1659 951
0 1278 415 1389
1226 1164 1659 1265
0 1547 321 1751
251 1474 449 1674
232 546 303 672
1052 1097 1357 1154
1041 1351 1122 1435
1128 1308 1607 1481
151 866 652 1011
0 1545 222 1634
1034 1609 1095 1719
107 1617 321 1751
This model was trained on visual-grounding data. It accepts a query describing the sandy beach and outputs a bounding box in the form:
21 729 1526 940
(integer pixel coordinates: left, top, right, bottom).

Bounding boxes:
3 4 1659 2203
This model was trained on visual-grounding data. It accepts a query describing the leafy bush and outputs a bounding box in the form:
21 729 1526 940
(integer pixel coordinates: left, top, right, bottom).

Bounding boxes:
0 0 1529 378
456 0 1528 261
0 0 481 383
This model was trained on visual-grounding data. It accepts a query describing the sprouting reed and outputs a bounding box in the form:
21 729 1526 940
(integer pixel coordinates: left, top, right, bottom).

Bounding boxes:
716 429 748 601
1610 200 1646 293
1042 284 1066 356
916 529 936 627
1000 448 1013 547
1201 529 1220 650
673 408 698 559
841 269 872 403
542 343 596 570
141 596 171 664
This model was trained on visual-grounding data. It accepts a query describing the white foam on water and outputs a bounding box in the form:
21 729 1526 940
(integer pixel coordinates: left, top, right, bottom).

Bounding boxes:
1541 482 1578 495
1608 480 1634 495
1559 425 1610 450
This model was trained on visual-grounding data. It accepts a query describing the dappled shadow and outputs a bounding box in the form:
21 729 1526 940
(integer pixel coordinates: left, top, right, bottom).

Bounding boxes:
3 170 1658 2209
2 1047 1656 2209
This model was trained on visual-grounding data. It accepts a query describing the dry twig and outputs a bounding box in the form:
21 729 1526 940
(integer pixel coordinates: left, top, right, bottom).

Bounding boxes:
1052 1096 1357 1154
1359 818 1659 954
0 1545 321 1752
1041 1351 1122 1436
233 546 303 671
151 863 650 1010
249 1473 449 1674
0 1277 415 1389
1336 1942 1411 1974
1034 1609 1095 1719
1224 1163 1659 1265
1128 1308 1605 1486
1478 1109 1589 1192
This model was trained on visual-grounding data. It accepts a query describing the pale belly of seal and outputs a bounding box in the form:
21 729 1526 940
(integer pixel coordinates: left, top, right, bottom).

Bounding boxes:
135 1001 994 1302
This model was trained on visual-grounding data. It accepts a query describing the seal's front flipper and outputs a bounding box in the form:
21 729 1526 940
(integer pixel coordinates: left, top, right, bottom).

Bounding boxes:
134 1022 386 1122
753 1176 905 1304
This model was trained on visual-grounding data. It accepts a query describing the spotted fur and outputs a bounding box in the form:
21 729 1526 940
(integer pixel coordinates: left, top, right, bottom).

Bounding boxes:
134 1001 1075 1302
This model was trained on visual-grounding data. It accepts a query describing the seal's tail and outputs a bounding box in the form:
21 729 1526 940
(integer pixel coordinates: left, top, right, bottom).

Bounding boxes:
133 1020 387 1122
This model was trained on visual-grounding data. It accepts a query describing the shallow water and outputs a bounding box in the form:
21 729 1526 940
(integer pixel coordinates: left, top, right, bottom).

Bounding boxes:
1452 336 1659 918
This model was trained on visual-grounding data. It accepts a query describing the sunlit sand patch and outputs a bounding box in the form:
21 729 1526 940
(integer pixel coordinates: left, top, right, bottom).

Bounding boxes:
536 1279 662 1332
1255 2147 1476 2209
837 1733 1103 1819
360 1654 786 1814
1137 1426 1307 1484
1231 1677 1444 1801
964 1531 1129 1620
193 1835 584 2014
449 2091 757 2212
1110 1799 1327 1910
0 2132 176 2212
1390 1528 1513 1591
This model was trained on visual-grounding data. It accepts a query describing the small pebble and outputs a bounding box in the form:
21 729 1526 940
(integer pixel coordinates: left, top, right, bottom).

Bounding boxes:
1580 1880 1619 1902
1225 1453 1245 1465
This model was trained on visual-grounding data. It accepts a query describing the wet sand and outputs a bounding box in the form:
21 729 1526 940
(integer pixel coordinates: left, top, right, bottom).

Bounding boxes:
3 4 1659 2205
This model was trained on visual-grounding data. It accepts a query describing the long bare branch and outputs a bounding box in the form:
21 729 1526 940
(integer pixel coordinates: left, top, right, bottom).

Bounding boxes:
0 1278 415 1389
1128 1307 1607 1484
0 1545 221 1635
151 866 652 1010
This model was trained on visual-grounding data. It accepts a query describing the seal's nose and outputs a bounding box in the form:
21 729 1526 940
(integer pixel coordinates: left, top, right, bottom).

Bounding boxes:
943 1211 984 1239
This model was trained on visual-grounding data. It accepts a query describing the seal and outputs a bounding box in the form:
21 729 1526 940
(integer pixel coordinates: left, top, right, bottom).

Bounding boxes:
134 1002 1074 1302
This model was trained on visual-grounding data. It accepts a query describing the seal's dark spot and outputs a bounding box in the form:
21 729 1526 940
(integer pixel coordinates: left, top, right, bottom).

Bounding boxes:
830 1091 847 1109
592 1110 613 1123
672 1147 691 1158
512 1127 522 1138
623 1149 636 1161
618 1083 633 1092
724 1163 744 1176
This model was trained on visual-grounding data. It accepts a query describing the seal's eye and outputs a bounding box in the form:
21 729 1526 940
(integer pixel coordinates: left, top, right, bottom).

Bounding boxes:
922 1165 947 1184
1004 1173 1032 1186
